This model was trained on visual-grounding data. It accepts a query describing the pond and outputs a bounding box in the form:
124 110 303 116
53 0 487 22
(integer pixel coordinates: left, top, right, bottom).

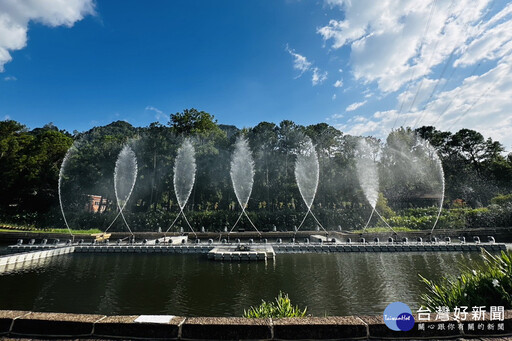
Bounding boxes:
0 242 10 256
0 252 486 317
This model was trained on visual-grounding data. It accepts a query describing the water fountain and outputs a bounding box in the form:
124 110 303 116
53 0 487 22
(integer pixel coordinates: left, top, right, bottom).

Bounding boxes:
229 136 260 235
111 144 138 236
58 137 132 236
294 137 325 234
38 129 505 260
58 143 77 239
165 138 197 237
355 138 396 234
382 131 445 233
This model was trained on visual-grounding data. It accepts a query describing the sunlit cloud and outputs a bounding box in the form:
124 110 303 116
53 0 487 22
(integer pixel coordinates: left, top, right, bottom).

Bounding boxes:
0 0 95 72
346 100 367 112
286 44 327 86
145 106 168 123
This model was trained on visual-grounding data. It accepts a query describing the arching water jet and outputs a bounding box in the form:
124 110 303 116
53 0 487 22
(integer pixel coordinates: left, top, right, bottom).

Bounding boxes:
294 137 325 234
109 144 138 236
229 136 260 235
355 138 396 234
58 144 77 240
165 138 197 237
382 130 445 234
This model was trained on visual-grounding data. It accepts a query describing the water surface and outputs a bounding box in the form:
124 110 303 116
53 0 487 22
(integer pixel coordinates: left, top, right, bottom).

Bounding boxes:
0 252 485 316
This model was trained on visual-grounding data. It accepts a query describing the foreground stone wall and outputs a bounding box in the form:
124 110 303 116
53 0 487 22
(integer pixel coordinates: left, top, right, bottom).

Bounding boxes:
0 310 510 340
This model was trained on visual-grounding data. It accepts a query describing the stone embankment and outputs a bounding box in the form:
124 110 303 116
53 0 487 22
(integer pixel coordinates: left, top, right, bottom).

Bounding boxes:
0 310 510 340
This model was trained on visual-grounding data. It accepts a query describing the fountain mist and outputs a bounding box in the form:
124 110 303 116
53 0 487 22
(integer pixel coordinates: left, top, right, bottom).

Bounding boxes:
355 139 379 209
383 131 445 233
112 144 138 235
174 138 196 210
229 136 259 234
295 137 325 232
424 141 445 233
166 138 197 236
355 138 382 232
58 144 76 239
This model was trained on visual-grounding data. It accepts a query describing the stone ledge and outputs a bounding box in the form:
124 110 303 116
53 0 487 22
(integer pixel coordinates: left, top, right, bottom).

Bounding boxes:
10 312 104 338
0 311 30 335
0 310 510 340
460 310 512 338
359 314 463 339
181 317 272 340
272 316 367 340
94 315 184 339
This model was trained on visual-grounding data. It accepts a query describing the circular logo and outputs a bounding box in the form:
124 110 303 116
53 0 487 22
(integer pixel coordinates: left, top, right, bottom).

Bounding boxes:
383 302 415 331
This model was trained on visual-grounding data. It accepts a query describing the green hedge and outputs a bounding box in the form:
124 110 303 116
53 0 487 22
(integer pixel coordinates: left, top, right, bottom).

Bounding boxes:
2 203 512 232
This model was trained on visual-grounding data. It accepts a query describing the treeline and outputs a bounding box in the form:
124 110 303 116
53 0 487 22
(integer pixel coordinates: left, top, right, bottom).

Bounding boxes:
1 108 512 232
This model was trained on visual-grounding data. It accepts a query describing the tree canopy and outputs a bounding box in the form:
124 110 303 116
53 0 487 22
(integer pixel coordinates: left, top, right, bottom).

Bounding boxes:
1 111 511 231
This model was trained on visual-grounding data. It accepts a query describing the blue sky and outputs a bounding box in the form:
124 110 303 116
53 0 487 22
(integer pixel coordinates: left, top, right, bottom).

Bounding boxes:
1 0 512 149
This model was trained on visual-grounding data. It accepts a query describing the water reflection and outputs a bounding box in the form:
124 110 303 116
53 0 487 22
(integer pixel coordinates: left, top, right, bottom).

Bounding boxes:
0 252 486 316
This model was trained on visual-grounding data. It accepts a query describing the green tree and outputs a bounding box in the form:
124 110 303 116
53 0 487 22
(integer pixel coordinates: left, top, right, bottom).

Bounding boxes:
0 120 73 212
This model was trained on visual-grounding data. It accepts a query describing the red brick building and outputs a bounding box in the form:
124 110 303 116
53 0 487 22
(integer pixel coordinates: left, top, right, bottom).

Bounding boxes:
85 195 108 213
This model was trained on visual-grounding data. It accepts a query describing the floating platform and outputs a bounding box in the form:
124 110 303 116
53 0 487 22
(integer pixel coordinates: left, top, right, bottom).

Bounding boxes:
272 243 507 253
6 242 507 256
0 246 75 273
2 241 507 273
207 244 275 261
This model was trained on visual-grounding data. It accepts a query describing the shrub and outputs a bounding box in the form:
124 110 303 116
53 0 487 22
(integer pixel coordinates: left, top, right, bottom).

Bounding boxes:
376 193 395 218
243 292 308 318
491 193 512 207
419 250 512 310
385 215 435 230
352 226 415 233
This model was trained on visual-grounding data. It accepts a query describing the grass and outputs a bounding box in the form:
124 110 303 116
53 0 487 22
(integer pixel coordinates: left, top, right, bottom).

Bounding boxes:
243 292 308 318
352 226 416 234
0 224 102 235
419 249 512 310
46 228 103 235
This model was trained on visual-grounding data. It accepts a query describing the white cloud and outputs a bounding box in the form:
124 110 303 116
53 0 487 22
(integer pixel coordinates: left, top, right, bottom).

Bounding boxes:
335 116 382 137
332 94 337 100
145 106 168 123
326 113 343 121
396 77 445 112
454 4 512 67
319 0 512 150
312 67 327 85
318 0 506 93
346 100 367 112
416 56 512 146
338 56 512 148
286 45 327 86
0 0 95 72
285 45 312 77
3 76 16 81
3 115 11 120
333 79 343 87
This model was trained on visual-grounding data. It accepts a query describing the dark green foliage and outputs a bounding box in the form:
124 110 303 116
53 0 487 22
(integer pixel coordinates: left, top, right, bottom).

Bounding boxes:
1 112 512 231
243 292 307 318
384 205 512 230
420 250 512 310
0 120 73 212
416 126 512 207
491 193 512 207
